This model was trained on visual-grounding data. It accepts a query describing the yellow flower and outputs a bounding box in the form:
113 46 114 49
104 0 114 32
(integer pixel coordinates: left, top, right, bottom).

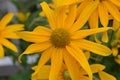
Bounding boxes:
0 13 24 58
77 0 120 42
32 64 89 80
32 64 116 80
17 2 112 80
16 12 30 23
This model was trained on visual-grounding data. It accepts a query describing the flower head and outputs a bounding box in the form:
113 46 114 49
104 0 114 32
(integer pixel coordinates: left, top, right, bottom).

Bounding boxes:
77 0 120 42
17 2 112 80
16 12 30 23
0 13 24 58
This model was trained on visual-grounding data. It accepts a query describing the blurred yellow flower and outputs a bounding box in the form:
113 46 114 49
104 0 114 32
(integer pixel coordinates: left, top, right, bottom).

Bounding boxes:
77 0 120 42
16 12 30 23
17 2 112 80
0 13 24 58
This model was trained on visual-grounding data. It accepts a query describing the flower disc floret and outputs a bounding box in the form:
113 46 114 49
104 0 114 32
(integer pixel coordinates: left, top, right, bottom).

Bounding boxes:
50 28 70 48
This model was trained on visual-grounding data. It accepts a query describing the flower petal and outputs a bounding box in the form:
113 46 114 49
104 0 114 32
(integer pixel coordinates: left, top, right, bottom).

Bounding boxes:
0 13 14 30
40 2 56 30
55 7 67 28
53 0 81 7
113 19 120 31
70 0 99 32
90 64 105 73
109 0 120 7
98 2 109 27
77 0 91 17
32 65 50 80
64 5 76 30
0 45 4 58
98 71 116 80
2 24 24 39
112 47 118 56
63 49 83 80
66 44 92 80
71 27 111 39
103 1 120 22
49 48 63 80
17 31 50 43
32 47 53 76
72 39 112 56
18 42 52 62
0 39 18 52
5 24 24 31
33 26 51 35
102 32 108 42
88 9 98 29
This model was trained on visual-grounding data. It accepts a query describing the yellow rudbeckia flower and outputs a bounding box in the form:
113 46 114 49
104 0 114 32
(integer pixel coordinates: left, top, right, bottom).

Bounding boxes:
77 0 120 42
17 2 112 80
0 13 24 58
32 64 89 80
32 64 116 80
16 12 30 23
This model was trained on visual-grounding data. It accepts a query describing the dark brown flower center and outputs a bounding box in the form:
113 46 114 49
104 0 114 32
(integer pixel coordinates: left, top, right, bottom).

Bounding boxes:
50 28 70 48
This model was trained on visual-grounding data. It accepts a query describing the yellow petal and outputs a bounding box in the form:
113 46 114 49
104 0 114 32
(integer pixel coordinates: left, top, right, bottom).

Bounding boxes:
18 42 52 63
116 28 120 39
49 48 63 80
0 45 4 58
98 2 109 27
64 5 76 29
32 47 53 76
103 1 120 22
77 0 91 17
33 26 51 35
0 39 18 52
112 47 118 56
109 0 120 7
53 0 81 7
113 19 120 31
0 13 14 30
17 31 50 43
88 9 101 43
32 65 50 80
71 27 111 39
84 51 90 60
55 7 67 28
66 44 92 80
5 24 24 31
90 64 105 73
63 49 83 80
70 0 99 32
88 9 98 29
2 24 24 39
40 2 56 30
98 71 116 80
72 39 112 56
115 57 120 64
102 32 108 42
